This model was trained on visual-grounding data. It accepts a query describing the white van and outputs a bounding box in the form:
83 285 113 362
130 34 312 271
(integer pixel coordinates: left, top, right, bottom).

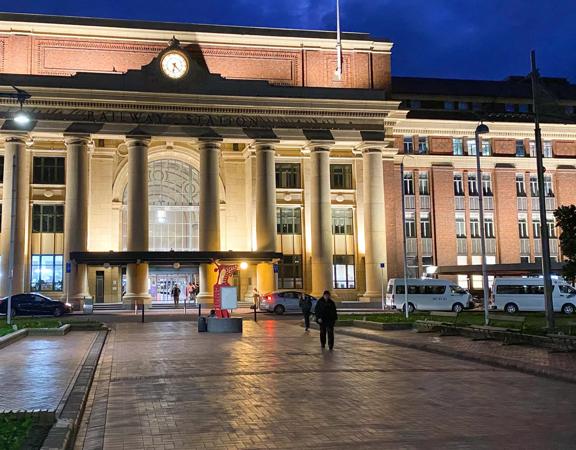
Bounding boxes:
492 278 576 315
386 278 473 313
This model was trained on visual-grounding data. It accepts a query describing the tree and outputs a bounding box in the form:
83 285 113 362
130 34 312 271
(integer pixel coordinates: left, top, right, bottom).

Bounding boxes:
554 205 576 283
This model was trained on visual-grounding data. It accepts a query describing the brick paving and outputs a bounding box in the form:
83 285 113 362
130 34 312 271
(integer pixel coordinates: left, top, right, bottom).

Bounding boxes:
0 332 97 411
76 320 576 449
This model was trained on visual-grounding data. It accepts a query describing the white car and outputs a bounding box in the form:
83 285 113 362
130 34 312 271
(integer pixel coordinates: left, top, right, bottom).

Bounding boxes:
259 290 317 315
492 278 576 315
386 278 473 313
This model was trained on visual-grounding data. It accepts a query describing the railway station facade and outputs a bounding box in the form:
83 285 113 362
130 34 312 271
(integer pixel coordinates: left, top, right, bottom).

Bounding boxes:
0 13 575 306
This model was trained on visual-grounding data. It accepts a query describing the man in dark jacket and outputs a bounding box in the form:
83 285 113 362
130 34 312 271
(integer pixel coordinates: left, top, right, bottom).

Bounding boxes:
299 294 313 331
314 290 338 350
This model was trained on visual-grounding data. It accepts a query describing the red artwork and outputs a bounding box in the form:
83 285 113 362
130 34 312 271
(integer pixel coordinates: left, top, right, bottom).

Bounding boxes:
213 262 238 318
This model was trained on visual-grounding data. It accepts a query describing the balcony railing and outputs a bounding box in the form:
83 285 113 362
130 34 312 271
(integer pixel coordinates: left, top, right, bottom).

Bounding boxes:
421 238 433 256
404 195 415 210
454 196 465 211
517 197 528 211
420 195 431 210
406 237 418 256
457 238 467 255
520 238 530 255
472 238 496 255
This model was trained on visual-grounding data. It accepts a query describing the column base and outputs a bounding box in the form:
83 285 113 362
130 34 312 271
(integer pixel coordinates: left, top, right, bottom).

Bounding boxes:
123 293 152 308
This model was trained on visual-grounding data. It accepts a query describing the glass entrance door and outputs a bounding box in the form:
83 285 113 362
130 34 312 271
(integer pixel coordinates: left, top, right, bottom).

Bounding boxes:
148 268 199 304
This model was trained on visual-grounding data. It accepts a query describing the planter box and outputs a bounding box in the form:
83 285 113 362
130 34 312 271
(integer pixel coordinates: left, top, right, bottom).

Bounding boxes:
353 320 413 331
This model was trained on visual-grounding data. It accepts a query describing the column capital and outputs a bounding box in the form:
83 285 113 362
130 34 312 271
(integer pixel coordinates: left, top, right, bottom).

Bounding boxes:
64 135 92 147
354 142 386 155
125 136 151 148
197 138 222 151
2 133 29 145
249 140 277 154
302 142 333 155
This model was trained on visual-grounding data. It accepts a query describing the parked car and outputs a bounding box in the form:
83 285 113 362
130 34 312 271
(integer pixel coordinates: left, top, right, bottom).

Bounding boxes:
0 293 72 317
492 278 576 315
386 278 473 313
259 290 317 315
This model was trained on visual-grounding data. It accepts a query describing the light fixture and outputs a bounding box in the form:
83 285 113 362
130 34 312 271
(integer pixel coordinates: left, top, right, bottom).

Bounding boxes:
240 262 248 270
13 107 30 125
475 123 490 135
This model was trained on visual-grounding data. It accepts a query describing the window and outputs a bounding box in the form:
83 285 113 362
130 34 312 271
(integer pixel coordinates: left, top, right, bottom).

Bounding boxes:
518 216 529 238
468 173 478 196
333 255 355 289
472 102 482 112
420 213 431 238
484 216 495 238
543 141 553 158
544 175 554 197
516 174 526 196
330 164 353 189
470 216 481 238
505 103 515 113
530 175 539 197
482 174 493 196
566 105 575 115
276 208 301 235
332 208 353 235
529 141 536 157
520 256 530 264
32 205 64 233
403 136 414 154
548 218 557 238
444 101 455 110
405 213 416 238
519 104 529 113
532 217 541 238
467 140 477 156
458 102 469 111
403 172 415 195
560 285 576 294
30 254 63 292
455 214 466 238
454 174 464 196
409 100 421 109
515 140 525 157
0 155 3 183
275 163 301 189
481 140 492 156
278 255 303 289
418 137 428 154
418 172 429 195
453 138 463 156
33 157 65 184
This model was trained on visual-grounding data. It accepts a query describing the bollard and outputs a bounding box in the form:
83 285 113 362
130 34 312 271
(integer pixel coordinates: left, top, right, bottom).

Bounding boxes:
198 303 202 317
141 303 145 323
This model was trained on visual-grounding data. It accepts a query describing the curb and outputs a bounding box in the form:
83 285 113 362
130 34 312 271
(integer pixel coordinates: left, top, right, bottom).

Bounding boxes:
336 326 576 385
40 330 108 450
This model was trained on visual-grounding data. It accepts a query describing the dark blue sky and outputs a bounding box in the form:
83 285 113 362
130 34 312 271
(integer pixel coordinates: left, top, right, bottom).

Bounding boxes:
3 0 576 81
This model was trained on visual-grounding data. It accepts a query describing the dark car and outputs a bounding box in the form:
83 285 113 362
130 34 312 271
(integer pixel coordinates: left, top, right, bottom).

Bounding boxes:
0 293 72 317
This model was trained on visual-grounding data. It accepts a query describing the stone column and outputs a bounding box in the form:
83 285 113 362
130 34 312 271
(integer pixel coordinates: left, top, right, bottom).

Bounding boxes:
197 140 221 304
0 135 30 296
123 137 151 306
255 142 277 294
361 146 387 300
63 136 91 308
309 145 334 298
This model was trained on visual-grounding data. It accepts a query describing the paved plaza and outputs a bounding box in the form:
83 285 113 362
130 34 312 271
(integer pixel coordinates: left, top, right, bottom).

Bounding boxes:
0 332 98 411
74 318 576 450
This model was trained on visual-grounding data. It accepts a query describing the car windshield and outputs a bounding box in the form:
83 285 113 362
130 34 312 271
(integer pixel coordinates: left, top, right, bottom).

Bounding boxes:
450 285 467 294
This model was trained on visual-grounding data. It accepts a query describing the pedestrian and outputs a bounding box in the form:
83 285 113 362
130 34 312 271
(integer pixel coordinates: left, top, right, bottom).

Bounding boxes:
189 282 197 304
299 293 313 331
252 288 260 310
314 290 338 350
171 284 181 308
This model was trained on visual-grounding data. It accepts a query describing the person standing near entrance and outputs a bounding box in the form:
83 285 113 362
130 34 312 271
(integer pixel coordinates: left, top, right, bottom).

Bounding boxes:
299 294 313 331
314 290 338 350
252 288 260 310
171 284 181 308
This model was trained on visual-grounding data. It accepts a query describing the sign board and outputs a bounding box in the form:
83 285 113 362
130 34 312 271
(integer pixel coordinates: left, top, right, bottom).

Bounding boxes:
66 262 72 273
273 264 279 274
221 286 238 310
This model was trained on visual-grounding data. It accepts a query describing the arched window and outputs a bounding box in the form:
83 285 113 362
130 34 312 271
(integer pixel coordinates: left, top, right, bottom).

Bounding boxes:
122 159 200 251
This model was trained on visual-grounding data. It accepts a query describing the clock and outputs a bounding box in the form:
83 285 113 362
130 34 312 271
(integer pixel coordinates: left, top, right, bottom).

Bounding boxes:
160 51 189 79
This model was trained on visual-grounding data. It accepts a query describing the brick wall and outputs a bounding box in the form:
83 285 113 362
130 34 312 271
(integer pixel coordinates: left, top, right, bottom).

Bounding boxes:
493 139 516 156
556 167 576 207
383 160 402 278
494 169 520 263
553 141 576 158
429 137 452 155
431 166 457 267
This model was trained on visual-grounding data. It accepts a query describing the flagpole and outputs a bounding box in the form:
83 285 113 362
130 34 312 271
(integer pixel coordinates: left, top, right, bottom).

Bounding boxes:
335 0 343 80
530 50 555 331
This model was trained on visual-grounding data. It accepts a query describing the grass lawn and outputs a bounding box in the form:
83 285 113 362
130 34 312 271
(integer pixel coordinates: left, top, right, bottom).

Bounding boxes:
0 317 103 337
339 311 575 335
0 414 34 450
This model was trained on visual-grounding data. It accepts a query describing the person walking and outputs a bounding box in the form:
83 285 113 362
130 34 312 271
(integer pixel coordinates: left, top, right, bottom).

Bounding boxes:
299 294 313 331
252 288 260 310
314 290 338 350
171 284 181 308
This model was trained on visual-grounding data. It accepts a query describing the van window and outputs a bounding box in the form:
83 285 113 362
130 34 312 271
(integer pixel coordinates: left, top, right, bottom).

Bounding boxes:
559 285 576 295
527 285 545 295
450 285 467 294
387 284 394 294
396 285 445 295
497 285 526 295
424 285 446 295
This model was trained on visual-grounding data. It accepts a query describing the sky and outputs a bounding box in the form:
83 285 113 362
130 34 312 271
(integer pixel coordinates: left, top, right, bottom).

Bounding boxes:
2 0 576 81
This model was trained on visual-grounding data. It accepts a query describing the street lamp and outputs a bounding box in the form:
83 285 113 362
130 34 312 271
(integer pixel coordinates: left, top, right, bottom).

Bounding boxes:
474 122 491 326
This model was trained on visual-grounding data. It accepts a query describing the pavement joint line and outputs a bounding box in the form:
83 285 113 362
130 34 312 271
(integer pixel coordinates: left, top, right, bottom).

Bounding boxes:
331 325 576 385
41 330 108 450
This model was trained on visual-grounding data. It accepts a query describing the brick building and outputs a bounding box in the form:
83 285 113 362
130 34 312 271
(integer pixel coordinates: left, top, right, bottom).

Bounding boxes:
0 12 573 306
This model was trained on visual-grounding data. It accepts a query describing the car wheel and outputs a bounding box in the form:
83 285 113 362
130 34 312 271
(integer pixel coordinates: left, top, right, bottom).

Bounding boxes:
561 303 575 315
452 302 464 313
504 303 519 314
273 305 285 315
53 307 64 317
402 303 415 314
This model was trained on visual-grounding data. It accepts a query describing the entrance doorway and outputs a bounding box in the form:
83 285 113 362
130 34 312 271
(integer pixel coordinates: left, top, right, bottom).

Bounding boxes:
148 267 199 304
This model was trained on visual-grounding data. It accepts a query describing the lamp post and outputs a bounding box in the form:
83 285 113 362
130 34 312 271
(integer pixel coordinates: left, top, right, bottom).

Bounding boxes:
400 160 410 319
474 123 491 326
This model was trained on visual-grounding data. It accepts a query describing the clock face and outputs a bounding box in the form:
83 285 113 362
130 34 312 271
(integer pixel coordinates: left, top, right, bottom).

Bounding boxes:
161 51 189 79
